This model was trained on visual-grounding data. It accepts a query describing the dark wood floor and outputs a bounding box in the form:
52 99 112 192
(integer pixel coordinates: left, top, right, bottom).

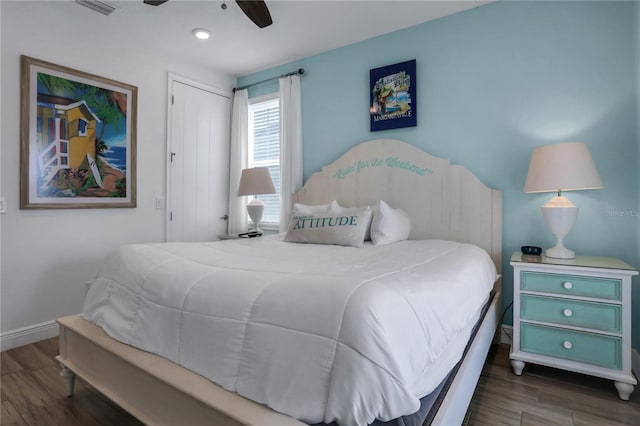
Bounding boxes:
467 345 640 425
1 338 639 425
1 337 141 426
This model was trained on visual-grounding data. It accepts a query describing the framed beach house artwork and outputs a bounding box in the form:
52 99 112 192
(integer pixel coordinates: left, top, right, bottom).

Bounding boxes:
369 59 417 132
20 55 137 209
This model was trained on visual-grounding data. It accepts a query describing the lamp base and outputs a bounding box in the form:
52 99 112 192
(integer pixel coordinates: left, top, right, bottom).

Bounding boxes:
545 243 575 259
247 199 264 234
541 196 578 260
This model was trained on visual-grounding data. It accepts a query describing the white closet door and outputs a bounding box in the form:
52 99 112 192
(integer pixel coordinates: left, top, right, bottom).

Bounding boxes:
168 79 231 242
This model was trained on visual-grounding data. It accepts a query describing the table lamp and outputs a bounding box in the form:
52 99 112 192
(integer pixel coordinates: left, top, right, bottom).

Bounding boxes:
524 142 603 259
238 167 276 234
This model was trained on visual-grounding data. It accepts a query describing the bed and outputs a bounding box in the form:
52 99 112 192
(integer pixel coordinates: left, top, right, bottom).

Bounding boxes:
56 139 502 426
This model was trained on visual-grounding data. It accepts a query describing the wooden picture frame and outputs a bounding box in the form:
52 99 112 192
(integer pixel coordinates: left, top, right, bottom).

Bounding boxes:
20 55 137 209
370 59 417 132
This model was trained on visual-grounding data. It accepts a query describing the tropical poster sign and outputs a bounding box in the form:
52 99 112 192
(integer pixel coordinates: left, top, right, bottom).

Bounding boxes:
369 59 417 132
20 56 137 209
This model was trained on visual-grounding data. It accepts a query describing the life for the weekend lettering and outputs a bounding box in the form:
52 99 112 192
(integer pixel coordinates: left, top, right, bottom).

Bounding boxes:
334 163 356 180
333 157 432 180
292 215 358 229
385 157 433 176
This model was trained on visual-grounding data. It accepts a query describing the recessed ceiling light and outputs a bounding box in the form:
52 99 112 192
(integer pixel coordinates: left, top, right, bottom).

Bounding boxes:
192 29 211 40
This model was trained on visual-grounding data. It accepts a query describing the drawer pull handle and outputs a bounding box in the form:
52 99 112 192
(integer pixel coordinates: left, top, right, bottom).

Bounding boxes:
563 309 573 317
563 341 573 350
563 281 573 290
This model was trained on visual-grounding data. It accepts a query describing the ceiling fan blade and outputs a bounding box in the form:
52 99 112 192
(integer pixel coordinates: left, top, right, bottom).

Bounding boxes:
143 0 169 6
236 1 272 28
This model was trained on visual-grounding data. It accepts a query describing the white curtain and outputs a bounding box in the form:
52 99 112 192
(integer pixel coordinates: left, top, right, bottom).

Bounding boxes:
278 75 303 231
228 89 249 234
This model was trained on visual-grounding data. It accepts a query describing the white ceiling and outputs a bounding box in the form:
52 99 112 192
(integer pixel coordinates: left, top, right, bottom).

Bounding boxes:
74 0 491 77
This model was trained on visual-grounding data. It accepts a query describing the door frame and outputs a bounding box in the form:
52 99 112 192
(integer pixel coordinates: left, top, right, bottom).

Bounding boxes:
165 73 232 241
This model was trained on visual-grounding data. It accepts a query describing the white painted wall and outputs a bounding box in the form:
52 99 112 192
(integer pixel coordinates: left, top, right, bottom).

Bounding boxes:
0 1 235 349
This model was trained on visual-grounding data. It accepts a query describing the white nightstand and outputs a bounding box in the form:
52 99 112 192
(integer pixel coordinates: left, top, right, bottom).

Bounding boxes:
509 252 638 400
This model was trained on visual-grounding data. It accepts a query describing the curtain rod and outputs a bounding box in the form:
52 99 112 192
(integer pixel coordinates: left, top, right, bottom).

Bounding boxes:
233 68 305 92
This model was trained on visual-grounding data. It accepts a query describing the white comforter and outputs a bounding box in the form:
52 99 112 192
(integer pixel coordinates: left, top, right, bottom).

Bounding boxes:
83 236 497 426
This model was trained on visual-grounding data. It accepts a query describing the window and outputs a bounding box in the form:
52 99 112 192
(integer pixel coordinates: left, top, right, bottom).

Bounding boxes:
78 119 88 136
248 95 280 227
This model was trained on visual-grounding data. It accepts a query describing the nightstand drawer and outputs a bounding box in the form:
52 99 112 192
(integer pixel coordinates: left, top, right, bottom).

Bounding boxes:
521 295 621 333
521 271 621 301
521 323 621 370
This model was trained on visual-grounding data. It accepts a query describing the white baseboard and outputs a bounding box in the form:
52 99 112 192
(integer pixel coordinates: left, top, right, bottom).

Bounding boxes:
633 349 640 379
499 324 513 345
1 320 59 351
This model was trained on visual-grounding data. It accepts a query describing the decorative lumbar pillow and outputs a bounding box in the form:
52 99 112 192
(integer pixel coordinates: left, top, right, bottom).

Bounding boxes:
291 200 338 216
370 200 411 245
334 202 379 241
284 205 372 248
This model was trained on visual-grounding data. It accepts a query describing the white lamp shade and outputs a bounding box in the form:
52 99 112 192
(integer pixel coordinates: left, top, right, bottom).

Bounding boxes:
524 142 603 193
238 167 276 196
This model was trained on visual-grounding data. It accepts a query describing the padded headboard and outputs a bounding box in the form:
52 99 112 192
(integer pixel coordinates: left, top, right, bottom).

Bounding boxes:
292 139 502 272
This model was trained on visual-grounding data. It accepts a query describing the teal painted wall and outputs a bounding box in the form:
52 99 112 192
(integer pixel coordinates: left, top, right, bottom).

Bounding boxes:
239 1 640 349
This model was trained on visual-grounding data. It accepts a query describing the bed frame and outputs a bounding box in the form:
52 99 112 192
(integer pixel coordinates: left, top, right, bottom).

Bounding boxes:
57 139 502 426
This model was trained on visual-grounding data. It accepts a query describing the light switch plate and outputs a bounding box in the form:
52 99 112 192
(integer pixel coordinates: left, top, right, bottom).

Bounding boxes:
155 197 165 210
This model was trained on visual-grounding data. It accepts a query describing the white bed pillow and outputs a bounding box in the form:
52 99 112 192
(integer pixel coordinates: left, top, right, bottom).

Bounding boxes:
370 200 411 245
284 205 372 248
363 204 380 241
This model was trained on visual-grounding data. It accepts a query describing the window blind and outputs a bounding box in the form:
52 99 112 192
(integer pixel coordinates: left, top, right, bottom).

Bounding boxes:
248 97 280 225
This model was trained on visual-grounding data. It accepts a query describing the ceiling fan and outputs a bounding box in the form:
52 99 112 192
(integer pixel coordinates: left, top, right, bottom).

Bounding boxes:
143 1 273 29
